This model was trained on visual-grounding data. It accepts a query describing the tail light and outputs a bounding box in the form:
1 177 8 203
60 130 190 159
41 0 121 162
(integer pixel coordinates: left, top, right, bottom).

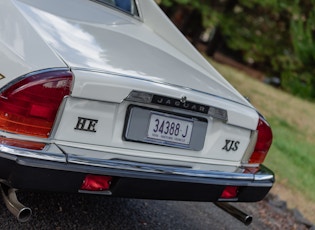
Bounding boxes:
249 117 273 164
220 186 239 199
81 175 112 191
0 69 73 139
0 137 46 150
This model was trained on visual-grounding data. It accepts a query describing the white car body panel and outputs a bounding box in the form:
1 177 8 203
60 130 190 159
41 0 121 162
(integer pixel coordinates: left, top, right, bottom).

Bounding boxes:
0 0 67 81
55 97 252 165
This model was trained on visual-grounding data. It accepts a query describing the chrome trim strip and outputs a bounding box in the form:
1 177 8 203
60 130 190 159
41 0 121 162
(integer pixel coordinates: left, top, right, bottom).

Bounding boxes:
253 165 275 181
126 90 228 121
0 144 66 163
0 68 71 94
68 156 274 182
0 144 274 183
78 190 112 195
50 96 70 137
242 130 258 164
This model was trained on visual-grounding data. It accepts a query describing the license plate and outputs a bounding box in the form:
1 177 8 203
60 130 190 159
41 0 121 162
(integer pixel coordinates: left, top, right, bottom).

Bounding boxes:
147 113 193 145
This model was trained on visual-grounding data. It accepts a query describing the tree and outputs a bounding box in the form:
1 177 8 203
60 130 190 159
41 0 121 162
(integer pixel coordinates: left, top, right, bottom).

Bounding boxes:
158 0 315 100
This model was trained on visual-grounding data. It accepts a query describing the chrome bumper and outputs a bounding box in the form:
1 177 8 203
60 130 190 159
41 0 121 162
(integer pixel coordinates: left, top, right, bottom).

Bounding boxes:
0 144 274 202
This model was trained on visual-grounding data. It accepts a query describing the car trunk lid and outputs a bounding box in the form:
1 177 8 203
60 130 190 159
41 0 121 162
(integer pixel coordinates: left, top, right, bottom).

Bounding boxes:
14 0 252 107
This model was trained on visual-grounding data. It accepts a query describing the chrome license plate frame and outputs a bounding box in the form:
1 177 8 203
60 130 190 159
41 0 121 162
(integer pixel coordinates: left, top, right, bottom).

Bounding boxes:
124 106 208 151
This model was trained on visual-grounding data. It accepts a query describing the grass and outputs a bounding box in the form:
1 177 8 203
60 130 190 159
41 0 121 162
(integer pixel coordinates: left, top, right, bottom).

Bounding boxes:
208 59 315 222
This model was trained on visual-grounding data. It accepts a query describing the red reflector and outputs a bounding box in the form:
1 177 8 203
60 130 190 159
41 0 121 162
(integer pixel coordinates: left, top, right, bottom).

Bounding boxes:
220 186 239 199
81 175 112 191
243 167 260 174
249 117 273 164
0 70 72 138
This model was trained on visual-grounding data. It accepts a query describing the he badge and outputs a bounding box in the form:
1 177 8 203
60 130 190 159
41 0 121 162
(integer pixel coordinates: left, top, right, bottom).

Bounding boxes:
75 117 98 132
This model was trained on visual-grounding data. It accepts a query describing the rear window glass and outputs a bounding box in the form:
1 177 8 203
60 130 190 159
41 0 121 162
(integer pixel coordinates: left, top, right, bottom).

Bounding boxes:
93 0 139 16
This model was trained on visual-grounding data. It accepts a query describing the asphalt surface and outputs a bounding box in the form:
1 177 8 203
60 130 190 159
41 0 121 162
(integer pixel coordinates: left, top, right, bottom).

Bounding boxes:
0 191 312 229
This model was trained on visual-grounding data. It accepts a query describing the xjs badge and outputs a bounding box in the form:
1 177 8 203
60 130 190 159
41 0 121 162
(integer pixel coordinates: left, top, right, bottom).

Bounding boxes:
222 139 240 152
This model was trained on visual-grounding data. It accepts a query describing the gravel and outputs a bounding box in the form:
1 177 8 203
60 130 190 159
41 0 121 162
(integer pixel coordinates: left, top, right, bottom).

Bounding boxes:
0 191 313 229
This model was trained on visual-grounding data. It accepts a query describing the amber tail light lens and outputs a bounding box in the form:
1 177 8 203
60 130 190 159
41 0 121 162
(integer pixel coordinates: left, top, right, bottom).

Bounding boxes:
0 137 46 150
0 69 73 138
249 117 273 164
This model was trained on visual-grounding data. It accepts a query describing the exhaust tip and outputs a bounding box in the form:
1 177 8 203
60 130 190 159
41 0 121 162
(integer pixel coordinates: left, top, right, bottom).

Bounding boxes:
214 202 253 226
244 215 253 226
17 207 32 223
0 184 32 222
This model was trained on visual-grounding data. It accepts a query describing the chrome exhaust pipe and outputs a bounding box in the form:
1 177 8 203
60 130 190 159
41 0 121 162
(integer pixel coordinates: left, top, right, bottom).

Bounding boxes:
214 202 253 226
0 184 32 222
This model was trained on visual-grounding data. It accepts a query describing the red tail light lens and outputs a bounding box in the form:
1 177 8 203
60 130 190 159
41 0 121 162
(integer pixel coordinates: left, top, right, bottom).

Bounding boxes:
220 186 239 199
0 69 73 138
81 175 112 191
249 117 273 164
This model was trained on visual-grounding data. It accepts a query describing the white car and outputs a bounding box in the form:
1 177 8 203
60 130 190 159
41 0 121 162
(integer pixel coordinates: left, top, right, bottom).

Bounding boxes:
0 0 273 224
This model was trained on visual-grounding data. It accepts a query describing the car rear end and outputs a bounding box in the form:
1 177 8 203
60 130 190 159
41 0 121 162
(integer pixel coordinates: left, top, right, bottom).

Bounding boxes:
0 67 273 201
0 0 273 224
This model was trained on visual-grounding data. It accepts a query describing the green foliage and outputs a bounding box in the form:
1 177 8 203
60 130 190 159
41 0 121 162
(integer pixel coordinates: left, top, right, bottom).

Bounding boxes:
159 0 315 100
284 3 315 98
281 72 312 99
266 117 315 201
158 0 219 27
218 3 291 70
